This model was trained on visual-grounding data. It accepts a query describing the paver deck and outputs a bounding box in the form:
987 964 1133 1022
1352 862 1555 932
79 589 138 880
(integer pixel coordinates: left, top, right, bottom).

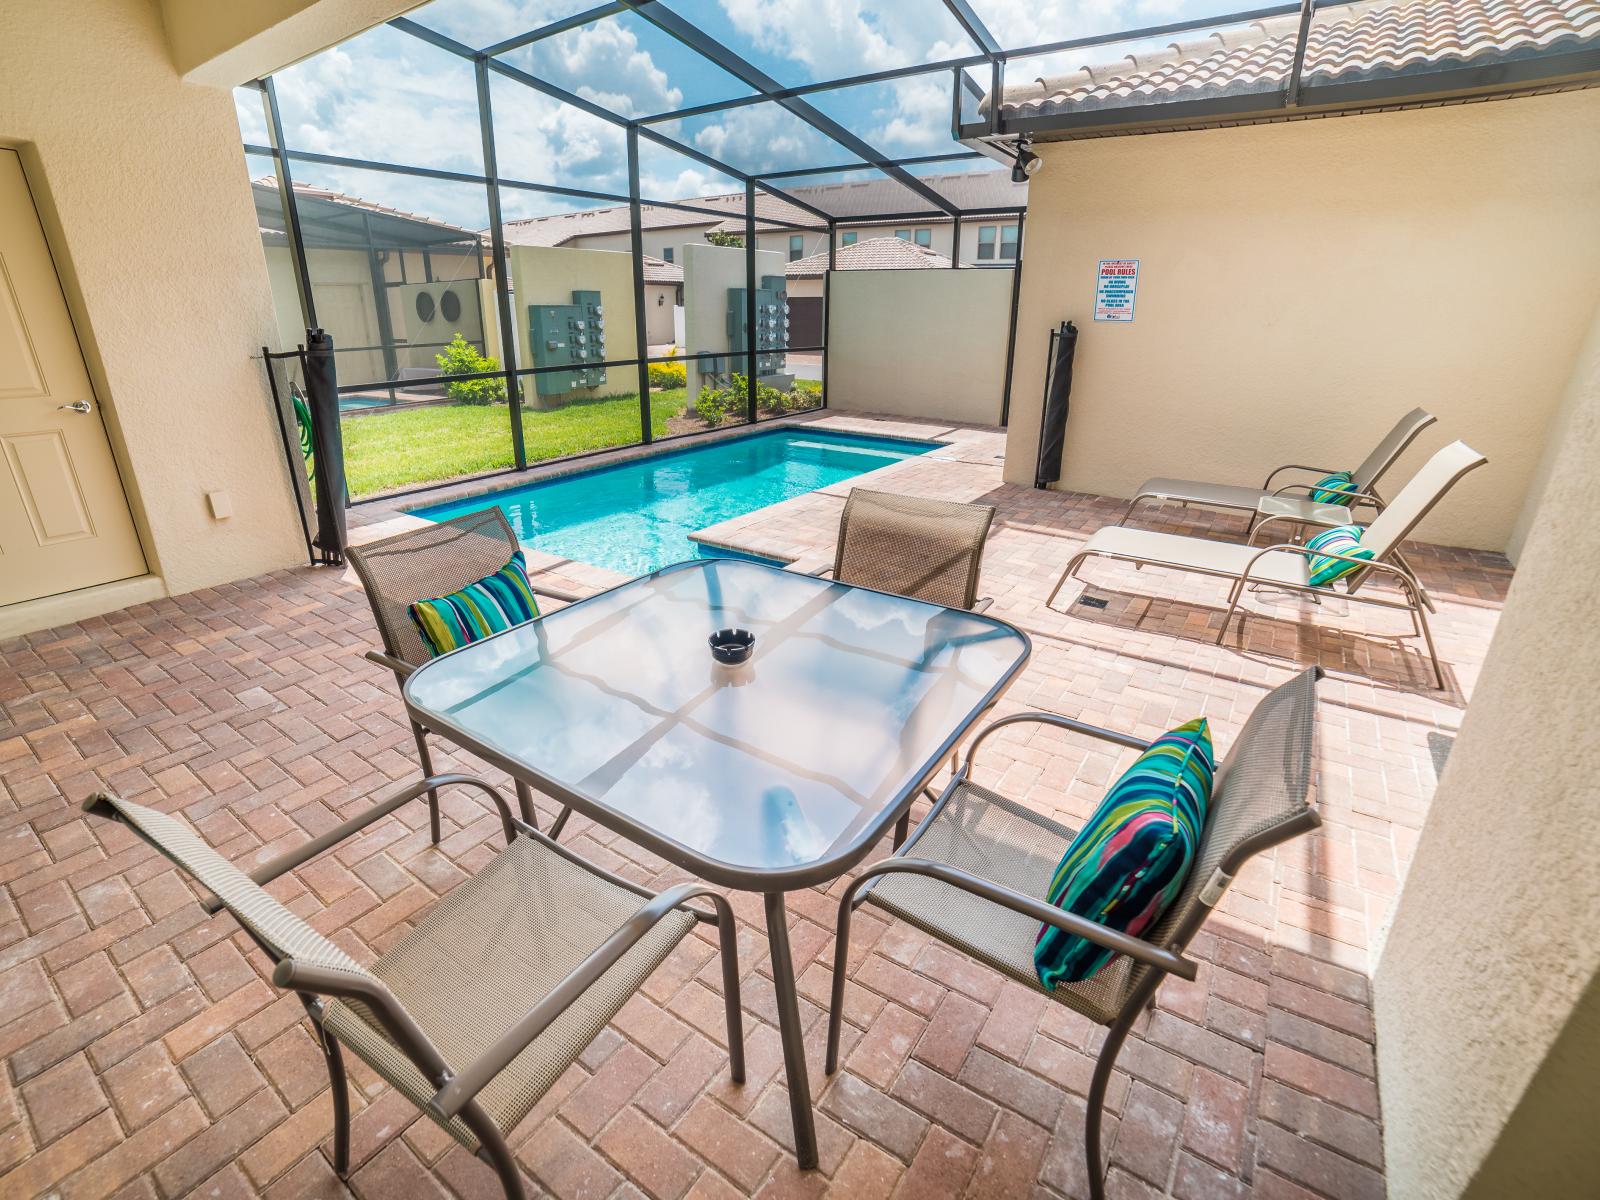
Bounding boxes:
0 413 1510 1199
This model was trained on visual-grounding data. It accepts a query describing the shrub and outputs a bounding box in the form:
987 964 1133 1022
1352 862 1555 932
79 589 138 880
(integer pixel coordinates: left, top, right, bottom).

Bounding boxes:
695 385 732 425
435 334 506 406
648 359 687 389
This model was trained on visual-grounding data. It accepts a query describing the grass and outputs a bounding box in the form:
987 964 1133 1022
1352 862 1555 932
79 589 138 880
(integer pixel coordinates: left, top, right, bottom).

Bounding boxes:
342 389 686 497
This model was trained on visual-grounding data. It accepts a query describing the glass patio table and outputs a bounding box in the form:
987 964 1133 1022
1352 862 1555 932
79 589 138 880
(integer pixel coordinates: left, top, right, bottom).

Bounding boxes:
403 558 1031 1167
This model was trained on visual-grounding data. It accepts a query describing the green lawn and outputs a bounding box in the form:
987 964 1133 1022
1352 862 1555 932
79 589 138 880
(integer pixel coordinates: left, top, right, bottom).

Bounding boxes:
342 389 686 497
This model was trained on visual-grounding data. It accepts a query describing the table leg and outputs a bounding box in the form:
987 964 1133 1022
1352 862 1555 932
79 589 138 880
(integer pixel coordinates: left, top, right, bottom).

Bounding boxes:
763 891 818 1169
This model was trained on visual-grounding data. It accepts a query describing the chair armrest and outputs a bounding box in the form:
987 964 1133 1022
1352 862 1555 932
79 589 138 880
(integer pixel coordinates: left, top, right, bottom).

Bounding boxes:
427 882 736 1121
273 958 453 1086
202 774 516 914
971 596 994 613
963 710 1151 775
529 581 582 604
845 857 1198 981
1268 482 1384 508
366 649 415 679
1261 463 1339 490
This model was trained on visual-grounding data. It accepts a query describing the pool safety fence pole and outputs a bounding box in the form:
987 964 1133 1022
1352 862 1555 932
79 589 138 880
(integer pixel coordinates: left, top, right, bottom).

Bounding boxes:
304 327 348 564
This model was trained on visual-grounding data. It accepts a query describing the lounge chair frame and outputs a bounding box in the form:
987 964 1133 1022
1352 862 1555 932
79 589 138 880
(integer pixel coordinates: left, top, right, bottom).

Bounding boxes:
347 509 582 837
825 669 1321 1200
1053 441 1487 689
84 775 744 1200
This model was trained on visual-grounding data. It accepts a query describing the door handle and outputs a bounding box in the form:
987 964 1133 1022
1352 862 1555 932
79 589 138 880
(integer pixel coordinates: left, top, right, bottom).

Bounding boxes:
57 400 92 414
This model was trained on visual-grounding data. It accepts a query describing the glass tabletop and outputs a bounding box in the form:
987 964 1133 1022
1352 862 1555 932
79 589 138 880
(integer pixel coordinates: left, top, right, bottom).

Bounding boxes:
404 559 1030 888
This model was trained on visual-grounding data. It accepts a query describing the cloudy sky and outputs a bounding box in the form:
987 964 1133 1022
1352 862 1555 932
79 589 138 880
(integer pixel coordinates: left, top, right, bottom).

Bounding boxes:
237 0 1235 229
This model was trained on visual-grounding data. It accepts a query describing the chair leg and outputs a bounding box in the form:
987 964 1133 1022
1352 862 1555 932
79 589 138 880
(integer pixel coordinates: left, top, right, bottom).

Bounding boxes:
548 805 573 840
1047 552 1090 608
1410 585 1445 690
825 890 854 1075
463 1110 527 1200
1114 497 1143 528
411 722 442 845
316 1026 351 1176
1215 578 1247 646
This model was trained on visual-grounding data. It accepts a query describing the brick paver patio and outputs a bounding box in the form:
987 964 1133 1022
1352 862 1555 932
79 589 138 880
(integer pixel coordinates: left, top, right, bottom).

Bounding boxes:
0 414 1509 1199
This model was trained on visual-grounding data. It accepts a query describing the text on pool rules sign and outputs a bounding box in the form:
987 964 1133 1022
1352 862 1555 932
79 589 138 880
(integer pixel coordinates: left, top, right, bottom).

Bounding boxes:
1094 259 1140 322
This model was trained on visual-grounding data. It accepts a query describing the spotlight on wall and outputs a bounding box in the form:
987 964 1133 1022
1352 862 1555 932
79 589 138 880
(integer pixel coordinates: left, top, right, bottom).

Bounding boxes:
1011 138 1042 183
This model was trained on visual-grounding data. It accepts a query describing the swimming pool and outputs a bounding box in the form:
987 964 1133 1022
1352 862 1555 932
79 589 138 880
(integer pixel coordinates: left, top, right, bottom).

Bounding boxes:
414 429 940 577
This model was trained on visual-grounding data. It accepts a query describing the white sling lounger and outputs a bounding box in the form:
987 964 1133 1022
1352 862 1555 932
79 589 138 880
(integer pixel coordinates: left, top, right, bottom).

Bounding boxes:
1051 440 1487 689
1119 408 1437 531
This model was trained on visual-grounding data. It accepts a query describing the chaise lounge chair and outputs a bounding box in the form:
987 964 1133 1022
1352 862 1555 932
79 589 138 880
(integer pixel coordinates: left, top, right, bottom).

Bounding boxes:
1050 440 1487 688
1118 407 1436 531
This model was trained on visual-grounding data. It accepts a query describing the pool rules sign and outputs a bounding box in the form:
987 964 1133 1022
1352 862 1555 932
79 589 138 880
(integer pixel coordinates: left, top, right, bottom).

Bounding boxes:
1094 259 1140 322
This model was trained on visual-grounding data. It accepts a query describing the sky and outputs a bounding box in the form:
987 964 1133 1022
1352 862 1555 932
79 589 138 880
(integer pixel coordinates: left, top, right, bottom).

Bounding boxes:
236 0 1246 230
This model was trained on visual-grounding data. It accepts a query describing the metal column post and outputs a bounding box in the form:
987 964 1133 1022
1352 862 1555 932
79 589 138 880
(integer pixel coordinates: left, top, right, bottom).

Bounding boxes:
745 181 758 424
476 57 528 468
628 126 654 444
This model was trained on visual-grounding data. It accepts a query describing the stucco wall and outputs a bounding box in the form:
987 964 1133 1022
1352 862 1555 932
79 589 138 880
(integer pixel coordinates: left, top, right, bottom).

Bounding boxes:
507 244 638 396
1373 297 1600 1197
1004 90 1600 553
681 243 785 399
0 0 306 602
827 268 1014 425
160 0 419 85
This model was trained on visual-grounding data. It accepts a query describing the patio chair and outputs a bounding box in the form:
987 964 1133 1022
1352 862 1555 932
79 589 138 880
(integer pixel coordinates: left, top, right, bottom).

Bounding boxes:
825 667 1321 1200
1118 407 1436 532
1049 440 1487 688
347 509 581 837
83 775 743 1200
814 488 997 611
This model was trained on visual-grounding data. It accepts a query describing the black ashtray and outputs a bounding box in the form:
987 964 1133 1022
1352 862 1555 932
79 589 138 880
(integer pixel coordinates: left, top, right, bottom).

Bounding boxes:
709 628 755 665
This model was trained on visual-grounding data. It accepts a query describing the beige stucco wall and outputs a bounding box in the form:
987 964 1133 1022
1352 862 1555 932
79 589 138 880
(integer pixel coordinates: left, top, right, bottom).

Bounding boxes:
1373 296 1600 1197
507 244 638 397
681 243 785 399
827 268 1014 425
0 0 306 603
1005 89 1600 553
159 0 420 85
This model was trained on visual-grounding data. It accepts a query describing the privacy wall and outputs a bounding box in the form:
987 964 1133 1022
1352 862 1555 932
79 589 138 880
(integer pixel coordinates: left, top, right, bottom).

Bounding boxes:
827 268 1014 426
1004 89 1600 554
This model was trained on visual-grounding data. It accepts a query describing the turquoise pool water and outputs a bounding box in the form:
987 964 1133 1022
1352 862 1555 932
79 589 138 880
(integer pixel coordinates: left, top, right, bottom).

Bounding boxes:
414 429 939 578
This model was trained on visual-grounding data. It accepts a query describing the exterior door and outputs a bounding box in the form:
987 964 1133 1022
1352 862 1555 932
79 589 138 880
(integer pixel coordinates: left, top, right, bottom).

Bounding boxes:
788 296 823 348
0 149 145 606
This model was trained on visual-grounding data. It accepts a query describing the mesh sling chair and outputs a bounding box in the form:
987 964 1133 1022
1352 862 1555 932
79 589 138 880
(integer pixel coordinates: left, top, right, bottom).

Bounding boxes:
1118 407 1436 532
825 667 1321 1200
813 488 997 612
1050 441 1487 689
346 509 582 837
83 775 744 1200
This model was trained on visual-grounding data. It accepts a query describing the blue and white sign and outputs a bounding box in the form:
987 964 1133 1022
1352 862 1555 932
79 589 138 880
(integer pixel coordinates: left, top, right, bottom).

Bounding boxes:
1094 259 1139 322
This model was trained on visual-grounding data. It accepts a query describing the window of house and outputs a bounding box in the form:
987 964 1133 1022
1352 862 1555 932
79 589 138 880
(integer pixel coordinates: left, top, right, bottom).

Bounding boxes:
841 231 857 246
895 229 910 240
789 234 804 261
914 228 932 248
999 225 1018 260
662 246 674 263
977 225 997 260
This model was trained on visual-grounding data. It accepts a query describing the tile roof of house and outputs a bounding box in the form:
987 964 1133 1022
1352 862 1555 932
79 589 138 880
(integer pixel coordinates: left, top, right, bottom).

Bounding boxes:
785 236 952 279
253 178 481 241
498 171 1026 246
1000 0 1600 119
641 254 683 284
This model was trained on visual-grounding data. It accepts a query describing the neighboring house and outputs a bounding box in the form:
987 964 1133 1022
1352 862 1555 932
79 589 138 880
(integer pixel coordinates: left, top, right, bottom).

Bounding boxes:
253 179 490 385
784 236 952 344
640 253 683 346
496 170 1025 270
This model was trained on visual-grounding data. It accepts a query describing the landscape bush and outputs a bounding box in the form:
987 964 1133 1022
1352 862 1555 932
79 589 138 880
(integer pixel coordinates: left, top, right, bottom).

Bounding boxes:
434 334 506 405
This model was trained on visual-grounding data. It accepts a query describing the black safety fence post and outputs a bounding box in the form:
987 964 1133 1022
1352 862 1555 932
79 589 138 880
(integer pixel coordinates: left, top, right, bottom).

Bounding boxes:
304 328 348 564
1034 320 1077 489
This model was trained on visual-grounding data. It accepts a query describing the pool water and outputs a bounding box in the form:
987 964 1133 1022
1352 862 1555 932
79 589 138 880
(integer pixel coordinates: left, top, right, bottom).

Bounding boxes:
414 429 939 578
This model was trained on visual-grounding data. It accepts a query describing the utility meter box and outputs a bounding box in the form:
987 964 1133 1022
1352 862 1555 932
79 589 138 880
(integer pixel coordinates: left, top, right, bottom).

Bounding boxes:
528 289 608 398
726 274 789 377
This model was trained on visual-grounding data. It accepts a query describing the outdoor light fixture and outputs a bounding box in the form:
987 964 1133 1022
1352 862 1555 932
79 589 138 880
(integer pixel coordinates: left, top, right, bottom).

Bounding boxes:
1012 138 1042 183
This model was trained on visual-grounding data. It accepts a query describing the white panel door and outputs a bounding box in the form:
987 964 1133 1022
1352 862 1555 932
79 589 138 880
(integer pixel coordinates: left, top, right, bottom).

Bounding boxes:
0 149 145 606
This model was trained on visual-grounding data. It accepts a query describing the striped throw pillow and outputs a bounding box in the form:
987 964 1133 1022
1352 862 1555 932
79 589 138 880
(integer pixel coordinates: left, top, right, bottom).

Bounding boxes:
1309 471 1358 505
1305 524 1374 587
408 550 540 658
1034 719 1214 988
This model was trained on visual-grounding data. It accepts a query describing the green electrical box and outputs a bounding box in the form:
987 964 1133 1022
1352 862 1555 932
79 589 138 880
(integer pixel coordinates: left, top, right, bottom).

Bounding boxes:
726 274 789 377
528 290 607 397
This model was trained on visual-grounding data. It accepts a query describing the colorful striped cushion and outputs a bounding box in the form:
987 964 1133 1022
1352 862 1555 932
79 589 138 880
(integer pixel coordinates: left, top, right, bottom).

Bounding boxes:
1305 524 1374 587
1034 719 1214 988
1309 471 1358 505
407 551 540 658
